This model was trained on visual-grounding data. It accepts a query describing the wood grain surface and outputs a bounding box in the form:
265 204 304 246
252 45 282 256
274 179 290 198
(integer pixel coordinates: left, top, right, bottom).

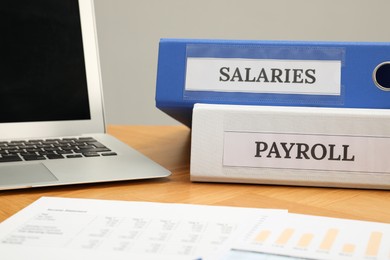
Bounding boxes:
1 125 389 224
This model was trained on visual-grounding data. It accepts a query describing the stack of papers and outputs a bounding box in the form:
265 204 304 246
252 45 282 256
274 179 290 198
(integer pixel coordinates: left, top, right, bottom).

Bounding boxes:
0 197 389 260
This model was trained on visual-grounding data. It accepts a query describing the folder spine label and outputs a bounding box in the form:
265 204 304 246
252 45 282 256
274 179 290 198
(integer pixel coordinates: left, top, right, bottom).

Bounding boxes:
223 131 390 173
185 57 342 95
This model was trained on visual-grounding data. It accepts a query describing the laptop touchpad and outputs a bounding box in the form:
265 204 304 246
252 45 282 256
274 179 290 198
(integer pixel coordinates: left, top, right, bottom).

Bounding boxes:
0 163 58 187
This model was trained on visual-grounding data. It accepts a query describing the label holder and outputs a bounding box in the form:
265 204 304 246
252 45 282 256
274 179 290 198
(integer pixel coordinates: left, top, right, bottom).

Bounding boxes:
184 44 346 106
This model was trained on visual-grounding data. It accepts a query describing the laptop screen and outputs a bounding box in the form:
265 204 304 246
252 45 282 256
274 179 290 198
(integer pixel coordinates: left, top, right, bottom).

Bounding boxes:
0 0 91 124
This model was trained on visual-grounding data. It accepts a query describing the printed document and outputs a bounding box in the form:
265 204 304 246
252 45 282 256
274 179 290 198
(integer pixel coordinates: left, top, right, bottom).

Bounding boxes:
0 197 284 260
1 197 389 260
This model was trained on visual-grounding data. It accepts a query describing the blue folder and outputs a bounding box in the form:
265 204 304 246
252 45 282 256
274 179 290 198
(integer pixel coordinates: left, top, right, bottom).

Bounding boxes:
155 38 390 126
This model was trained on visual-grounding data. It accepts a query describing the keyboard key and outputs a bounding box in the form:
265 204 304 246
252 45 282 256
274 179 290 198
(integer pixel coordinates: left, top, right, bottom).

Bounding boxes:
78 137 95 141
77 148 111 153
0 155 22 163
46 154 65 160
22 155 46 161
87 141 107 148
63 138 77 141
66 154 83 158
83 152 100 157
102 152 117 156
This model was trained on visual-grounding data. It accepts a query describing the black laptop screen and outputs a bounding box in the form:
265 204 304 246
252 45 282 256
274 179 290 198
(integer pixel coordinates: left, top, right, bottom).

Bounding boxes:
0 0 91 123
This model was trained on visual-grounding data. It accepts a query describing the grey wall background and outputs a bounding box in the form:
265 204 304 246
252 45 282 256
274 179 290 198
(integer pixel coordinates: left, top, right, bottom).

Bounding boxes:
94 0 390 125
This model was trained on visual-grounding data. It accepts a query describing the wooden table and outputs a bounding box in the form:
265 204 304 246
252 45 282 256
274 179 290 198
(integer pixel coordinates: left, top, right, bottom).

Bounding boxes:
1 125 390 224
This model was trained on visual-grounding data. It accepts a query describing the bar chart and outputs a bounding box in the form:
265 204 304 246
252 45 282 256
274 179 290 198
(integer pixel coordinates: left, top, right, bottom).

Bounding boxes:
233 213 390 260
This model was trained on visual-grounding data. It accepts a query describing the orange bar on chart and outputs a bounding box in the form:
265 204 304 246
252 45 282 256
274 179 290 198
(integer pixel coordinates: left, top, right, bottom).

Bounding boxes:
365 231 382 257
297 233 314 249
319 228 339 251
255 230 271 243
275 228 294 246
342 243 355 254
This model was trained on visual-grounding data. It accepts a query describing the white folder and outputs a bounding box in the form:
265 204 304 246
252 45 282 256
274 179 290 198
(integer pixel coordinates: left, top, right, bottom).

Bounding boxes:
190 103 390 189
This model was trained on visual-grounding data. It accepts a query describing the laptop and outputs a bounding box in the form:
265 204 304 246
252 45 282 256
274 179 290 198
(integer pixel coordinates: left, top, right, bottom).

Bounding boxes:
0 0 171 190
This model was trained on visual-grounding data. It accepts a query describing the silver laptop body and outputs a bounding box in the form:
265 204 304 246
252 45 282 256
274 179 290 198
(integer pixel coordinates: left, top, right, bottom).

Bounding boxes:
0 0 170 190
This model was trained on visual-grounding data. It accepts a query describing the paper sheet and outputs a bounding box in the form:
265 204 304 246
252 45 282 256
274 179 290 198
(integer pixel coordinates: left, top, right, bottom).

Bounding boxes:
2 197 389 260
0 197 284 260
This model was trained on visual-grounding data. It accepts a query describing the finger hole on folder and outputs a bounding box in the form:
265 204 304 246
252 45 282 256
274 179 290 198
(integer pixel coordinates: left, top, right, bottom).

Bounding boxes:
373 62 390 90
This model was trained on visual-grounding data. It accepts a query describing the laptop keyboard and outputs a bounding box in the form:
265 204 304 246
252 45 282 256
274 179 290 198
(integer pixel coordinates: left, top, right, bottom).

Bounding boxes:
0 137 117 163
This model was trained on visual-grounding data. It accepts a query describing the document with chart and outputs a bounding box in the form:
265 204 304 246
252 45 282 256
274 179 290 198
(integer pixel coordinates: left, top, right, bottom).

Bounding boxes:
0 197 285 260
227 213 390 260
1 197 389 260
